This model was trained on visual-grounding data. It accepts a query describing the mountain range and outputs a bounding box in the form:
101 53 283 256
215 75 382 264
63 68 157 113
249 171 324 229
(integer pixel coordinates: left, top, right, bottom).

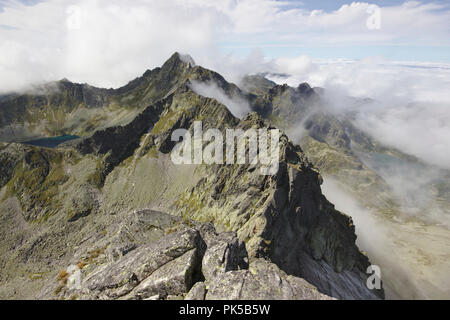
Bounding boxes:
0 52 448 300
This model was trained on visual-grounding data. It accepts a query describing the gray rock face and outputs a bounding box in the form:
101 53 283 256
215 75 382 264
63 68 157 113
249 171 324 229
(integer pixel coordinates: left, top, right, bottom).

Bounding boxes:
206 259 332 300
42 211 332 301
185 282 207 300
83 228 203 299
198 224 248 283
124 248 199 300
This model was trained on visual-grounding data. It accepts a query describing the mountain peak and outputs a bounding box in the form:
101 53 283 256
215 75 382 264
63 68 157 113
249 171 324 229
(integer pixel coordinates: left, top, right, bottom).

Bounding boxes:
164 52 195 68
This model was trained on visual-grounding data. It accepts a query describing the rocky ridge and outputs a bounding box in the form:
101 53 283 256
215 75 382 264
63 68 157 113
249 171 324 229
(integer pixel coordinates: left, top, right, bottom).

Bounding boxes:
0 53 384 300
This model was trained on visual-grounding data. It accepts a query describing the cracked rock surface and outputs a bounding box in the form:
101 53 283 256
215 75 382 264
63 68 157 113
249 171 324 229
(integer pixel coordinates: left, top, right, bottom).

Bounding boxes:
38 210 331 300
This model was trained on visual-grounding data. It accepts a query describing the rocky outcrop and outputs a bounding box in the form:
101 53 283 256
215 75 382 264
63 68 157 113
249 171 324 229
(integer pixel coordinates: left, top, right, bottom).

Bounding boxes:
161 109 383 299
204 259 332 300
83 228 202 299
42 210 331 301
197 223 249 284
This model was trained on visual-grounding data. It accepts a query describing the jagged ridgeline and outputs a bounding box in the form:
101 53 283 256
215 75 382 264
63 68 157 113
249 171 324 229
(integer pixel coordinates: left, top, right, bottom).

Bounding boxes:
0 53 384 300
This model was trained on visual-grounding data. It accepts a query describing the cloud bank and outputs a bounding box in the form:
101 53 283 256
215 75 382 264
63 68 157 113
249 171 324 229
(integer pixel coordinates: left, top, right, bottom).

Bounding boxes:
0 0 449 170
260 57 450 170
1 0 450 91
321 177 450 299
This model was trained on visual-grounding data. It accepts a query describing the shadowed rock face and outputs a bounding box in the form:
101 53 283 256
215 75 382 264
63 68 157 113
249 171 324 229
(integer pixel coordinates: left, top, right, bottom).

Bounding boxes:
0 53 384 300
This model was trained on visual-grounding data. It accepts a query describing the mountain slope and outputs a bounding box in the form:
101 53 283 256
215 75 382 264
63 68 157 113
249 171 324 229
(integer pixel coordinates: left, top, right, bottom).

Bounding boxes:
0 53 383 300
0 52 194 142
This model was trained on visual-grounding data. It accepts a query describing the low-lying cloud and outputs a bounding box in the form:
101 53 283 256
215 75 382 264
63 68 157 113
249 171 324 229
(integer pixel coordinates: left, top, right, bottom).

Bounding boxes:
189 80 251 118
262 57 450 171
320 177 450 299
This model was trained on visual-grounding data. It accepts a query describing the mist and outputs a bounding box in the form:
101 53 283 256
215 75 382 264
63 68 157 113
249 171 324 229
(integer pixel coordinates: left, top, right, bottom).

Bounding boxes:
1 0 449 300
322 177 450 299
2 0 450 93
189 80 251 118
261 57 450 171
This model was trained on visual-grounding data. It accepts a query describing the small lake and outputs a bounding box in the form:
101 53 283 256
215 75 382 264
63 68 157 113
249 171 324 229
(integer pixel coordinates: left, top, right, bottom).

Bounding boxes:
23 135 80 148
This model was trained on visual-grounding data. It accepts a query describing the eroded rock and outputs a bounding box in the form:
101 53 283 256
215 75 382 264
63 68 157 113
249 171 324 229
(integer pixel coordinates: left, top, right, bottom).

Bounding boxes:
199 223 248 284
206 259 333 300
82 228 202 299
44 214 333 301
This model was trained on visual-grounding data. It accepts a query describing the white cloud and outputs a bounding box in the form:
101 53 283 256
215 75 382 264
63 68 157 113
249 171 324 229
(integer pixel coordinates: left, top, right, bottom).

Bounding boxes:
211 1 450 47
354 100 450 170
189 80 251 118
260 56 450 170
0 0 449 170
1 0 450 91
0 0 449 300
0 0 226 90
266 57 450 103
